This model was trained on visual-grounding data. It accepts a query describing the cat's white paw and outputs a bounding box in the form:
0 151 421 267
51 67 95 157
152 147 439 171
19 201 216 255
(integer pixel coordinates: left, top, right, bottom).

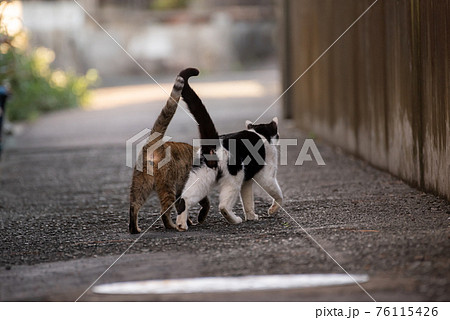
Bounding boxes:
233 216 243 224
220 207 242 224
268 204 280 215
176 214 188 231
176 223 188 231
245 212 259 221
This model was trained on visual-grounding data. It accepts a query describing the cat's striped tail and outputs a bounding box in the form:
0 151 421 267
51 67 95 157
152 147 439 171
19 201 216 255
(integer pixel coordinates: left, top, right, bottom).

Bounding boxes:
150 75 184 139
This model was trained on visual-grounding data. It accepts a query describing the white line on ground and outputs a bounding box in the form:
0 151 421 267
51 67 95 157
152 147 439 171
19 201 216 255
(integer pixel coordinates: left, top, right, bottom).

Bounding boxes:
92 274 369 295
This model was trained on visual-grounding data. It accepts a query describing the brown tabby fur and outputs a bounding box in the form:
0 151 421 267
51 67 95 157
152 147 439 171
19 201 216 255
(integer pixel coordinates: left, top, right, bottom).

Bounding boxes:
129 73 209 234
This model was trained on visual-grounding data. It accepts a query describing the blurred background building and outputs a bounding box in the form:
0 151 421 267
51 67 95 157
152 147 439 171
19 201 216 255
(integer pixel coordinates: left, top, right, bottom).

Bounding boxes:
9 0 278 76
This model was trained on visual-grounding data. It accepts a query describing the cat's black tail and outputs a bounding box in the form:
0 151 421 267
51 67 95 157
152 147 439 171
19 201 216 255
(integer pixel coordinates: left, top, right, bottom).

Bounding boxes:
179 68 219 167
179 68 219 141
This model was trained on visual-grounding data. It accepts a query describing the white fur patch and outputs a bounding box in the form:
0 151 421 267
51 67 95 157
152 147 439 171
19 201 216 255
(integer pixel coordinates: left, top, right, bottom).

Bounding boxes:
272 117 278 125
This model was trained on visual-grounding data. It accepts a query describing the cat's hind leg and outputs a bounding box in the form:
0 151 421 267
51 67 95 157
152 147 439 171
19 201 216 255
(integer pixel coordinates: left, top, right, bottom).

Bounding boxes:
175 196 196 226
176 196 209 226
129 203 142 234
156 186 178 230
240 180 258 221
176 168 215 231
198 196 210 224
129 173 153 234
218 174 244 224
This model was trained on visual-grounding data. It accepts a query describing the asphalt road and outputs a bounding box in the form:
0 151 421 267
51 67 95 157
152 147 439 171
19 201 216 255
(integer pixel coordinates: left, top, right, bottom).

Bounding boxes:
0 69 448 301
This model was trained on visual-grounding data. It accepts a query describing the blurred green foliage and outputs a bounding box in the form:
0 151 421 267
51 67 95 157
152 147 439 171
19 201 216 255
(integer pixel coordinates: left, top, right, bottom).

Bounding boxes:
150 0 189 10
1 3 99 122
1 45 99 122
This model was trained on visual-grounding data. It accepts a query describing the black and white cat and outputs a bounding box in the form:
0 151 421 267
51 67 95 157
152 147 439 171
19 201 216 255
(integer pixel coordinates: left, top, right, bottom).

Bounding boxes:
176 68 283 231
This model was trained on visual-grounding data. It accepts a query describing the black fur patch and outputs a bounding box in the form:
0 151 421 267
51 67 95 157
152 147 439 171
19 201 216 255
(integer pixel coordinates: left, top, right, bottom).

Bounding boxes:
249 121 278 143
179 68 199 79
177 198 186 215
221 130 266 181
198 196 210 224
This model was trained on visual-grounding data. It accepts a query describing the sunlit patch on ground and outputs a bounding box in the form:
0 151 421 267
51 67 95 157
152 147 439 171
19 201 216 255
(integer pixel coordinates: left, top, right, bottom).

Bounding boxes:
88 80 278 111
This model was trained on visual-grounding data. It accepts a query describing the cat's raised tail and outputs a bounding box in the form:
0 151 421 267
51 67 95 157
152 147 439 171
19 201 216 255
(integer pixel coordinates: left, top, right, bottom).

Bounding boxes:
150 74 185 139
179 67 219 168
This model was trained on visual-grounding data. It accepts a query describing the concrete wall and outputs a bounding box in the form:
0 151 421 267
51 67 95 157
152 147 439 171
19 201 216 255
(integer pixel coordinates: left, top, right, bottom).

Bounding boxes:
18 0 276 76
281 0 449 200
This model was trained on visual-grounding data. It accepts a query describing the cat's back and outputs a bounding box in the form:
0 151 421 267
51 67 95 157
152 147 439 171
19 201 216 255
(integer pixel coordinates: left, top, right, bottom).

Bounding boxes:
220 130 266 180
220 130 261 143
165 141 193 159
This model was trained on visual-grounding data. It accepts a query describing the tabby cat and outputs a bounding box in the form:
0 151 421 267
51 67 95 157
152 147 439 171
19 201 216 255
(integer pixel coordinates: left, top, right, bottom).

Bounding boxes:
129 71 209 234
175 68 283 231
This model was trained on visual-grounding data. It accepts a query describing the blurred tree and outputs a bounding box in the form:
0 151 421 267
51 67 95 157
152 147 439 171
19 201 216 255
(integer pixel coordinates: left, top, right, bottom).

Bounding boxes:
151 0 189 10
0 1 99 122
98 0 190 10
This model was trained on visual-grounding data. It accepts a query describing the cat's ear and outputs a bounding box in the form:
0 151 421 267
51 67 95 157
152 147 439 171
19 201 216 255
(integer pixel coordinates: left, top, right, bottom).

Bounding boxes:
245 120 253 129
272 117 279 125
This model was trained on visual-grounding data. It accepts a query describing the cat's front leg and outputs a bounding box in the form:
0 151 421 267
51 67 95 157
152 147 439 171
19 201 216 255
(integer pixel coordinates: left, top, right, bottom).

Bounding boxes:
267 179 283 215
240 180 258 221
254 176 283 215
